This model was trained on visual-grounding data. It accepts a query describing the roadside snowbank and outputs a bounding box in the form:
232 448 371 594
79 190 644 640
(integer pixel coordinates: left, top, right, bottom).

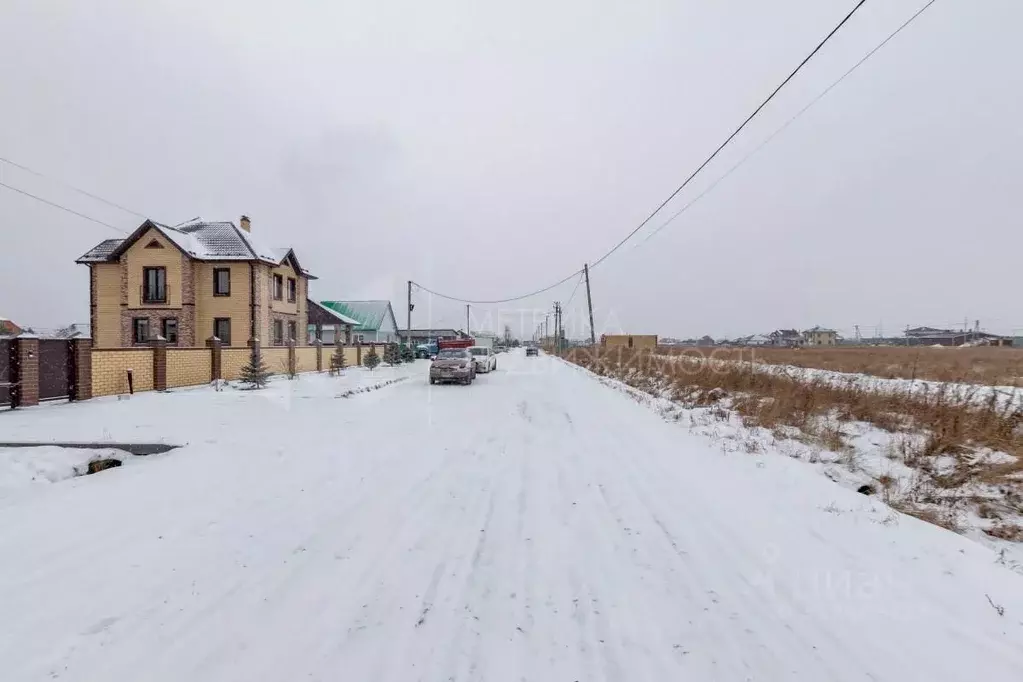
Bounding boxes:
565 358 1023 571
0 447 139 494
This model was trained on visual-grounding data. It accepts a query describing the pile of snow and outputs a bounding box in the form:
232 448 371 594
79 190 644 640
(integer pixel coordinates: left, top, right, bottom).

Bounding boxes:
0 447 132 494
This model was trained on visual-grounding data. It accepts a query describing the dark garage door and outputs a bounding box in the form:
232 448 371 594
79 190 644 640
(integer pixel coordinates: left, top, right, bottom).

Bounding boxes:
0 340 10 407
38 339 70 401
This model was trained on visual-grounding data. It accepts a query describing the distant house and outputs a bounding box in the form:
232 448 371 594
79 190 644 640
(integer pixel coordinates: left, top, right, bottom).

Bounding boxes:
307 300 358 345
903 326 1011 347
0 317 23 336
399 328 463 345
318 300 399 343
768 329 803 347
803 326 838 346
600 334 658 350
734 334 770 346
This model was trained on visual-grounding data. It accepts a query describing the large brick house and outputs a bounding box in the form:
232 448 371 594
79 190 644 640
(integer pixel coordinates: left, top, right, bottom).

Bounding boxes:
76 216 314 348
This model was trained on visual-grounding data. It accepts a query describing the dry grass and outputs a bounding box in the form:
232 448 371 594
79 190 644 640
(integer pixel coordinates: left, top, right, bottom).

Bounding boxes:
564 347 1023 538
656 345 1023 387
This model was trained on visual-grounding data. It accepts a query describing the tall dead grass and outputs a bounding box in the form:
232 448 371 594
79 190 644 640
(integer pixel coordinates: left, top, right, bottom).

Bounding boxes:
565 347 1023 534
656 345 1023 387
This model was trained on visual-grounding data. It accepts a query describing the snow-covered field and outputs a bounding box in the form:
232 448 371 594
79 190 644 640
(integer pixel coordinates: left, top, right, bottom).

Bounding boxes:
1 351 1022 681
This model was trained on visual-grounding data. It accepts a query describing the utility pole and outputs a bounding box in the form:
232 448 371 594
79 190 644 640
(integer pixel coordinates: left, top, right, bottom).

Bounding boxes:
466 304 470 338
583 263 595 346
406 280 412 351
554 302 561 354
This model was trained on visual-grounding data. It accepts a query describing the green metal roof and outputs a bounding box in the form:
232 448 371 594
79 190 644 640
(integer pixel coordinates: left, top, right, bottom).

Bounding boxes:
319 301 392 332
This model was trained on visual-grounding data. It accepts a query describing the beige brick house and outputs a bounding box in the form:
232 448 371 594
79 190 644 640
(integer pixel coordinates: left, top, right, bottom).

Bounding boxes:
77 216 314 348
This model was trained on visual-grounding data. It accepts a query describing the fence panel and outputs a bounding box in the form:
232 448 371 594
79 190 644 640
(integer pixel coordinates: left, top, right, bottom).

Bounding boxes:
38 339 70 401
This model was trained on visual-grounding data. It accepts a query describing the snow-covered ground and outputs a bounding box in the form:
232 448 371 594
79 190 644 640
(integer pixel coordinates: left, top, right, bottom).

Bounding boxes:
1 352 1022 681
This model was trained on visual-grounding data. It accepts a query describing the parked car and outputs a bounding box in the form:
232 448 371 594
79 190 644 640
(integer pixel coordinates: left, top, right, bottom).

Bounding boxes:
525 345 539 357
429 348 476 385
415 341 438 359
469 346 497 373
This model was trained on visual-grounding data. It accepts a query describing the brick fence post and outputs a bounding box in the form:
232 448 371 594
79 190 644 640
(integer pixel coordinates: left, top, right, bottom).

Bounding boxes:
287 339 297 375
69 337 92 401
356 341 362 366
151 336 167 391
206 336 223 381
11 335 40 408
314 338 323 372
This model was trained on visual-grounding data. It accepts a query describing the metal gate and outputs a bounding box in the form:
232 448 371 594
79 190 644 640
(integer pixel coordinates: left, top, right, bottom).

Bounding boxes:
0 339 10 407
38 339 71 402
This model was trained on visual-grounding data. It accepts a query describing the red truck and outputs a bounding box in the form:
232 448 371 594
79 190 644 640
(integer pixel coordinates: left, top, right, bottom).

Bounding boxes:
437 337 475 351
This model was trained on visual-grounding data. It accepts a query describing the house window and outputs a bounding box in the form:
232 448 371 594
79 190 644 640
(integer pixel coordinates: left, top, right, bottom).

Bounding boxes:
142 267 166 303
214 318 231 346
288 320 297 342
162 318 178 344
273 319 284 346
356 333 365 343
133 318 149 344
287 277 296 303
213 268 231 296
272 274 284 300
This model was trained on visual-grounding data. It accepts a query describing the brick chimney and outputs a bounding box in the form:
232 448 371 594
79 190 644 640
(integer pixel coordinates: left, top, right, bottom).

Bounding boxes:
240 215 251 232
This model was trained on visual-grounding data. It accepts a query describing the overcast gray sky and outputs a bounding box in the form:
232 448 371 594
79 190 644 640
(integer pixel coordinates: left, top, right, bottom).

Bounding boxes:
1 0 1020 340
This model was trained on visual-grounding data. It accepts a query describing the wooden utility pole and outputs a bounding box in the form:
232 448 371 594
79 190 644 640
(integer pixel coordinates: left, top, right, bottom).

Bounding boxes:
583 263 595 346
466 304 470 338
555 302 562 354
553 302 559 354
406 280 413 351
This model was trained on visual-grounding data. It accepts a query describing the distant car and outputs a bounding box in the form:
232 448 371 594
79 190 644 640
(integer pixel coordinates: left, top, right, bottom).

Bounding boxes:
526 345 539 357
415 342 438 359
469 346 497 373
429 348 476 385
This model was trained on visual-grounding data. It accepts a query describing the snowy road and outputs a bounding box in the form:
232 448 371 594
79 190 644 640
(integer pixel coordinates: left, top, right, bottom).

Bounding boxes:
2 351 1022 681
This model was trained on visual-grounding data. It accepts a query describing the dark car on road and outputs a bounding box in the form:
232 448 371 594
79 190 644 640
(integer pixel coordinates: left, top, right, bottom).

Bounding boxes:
525 345 539 357
429 348 476 385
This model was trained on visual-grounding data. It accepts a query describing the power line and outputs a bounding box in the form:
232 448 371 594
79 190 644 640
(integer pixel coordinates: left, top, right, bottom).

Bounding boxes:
565 271 585 306
0 155 148 219
0 181 127 234
589 0 868 269
640 0 941 246
412 269 582 305
412 0 870 301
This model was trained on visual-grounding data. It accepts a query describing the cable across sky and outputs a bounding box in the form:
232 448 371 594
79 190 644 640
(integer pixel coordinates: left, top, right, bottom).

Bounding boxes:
412 0 870 303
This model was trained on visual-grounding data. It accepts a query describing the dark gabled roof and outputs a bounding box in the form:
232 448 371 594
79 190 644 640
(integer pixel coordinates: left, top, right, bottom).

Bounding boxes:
400 328 461 337
76 219 314 277
307 299 359 326
77 238 124 262
907 326 952 335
